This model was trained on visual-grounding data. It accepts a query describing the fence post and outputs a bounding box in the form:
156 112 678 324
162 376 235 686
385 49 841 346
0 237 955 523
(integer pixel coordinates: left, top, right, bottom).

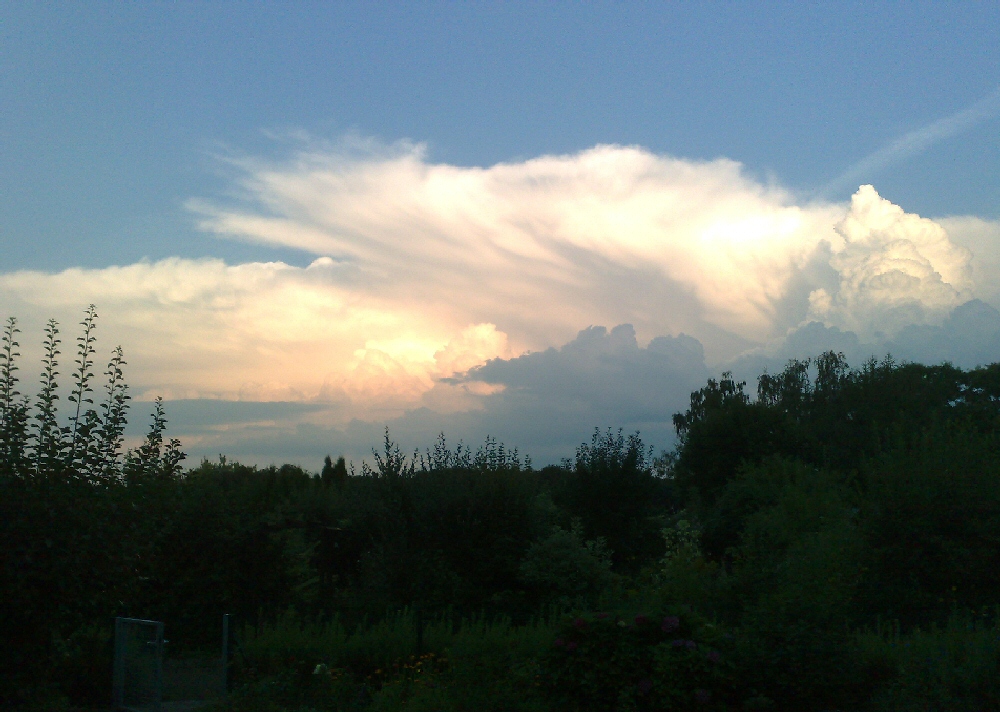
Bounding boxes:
221 613 230 695
415 604 424 656
154 621 164 712
112 617 125 709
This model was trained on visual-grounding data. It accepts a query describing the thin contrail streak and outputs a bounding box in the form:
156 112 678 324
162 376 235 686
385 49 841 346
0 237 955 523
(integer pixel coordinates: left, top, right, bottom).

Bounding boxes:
819 86 1000 199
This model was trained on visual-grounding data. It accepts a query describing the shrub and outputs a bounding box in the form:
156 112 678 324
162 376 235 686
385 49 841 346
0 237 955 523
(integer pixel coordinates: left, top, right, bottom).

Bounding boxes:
859 609 1000 712
540 609 734 711
559 429 674 572
858 425 1000 628
220 610 557 712
519 520 615 608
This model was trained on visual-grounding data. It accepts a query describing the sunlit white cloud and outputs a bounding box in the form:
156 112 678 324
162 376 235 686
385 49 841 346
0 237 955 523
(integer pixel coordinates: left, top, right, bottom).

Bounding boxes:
807 185 973 338
0 257 510 419
191 141 990 349
2 142 999 464
193 143 847 349
937 216 1000 306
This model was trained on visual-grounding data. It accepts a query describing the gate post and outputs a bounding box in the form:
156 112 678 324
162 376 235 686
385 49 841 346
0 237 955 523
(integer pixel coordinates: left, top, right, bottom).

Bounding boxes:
111 617 164 711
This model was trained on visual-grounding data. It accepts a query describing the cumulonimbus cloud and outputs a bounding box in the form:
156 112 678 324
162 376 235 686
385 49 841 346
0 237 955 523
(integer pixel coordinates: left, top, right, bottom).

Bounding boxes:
193 143 848 347
807 185 973 338
0 257 510 416
1 142 995 438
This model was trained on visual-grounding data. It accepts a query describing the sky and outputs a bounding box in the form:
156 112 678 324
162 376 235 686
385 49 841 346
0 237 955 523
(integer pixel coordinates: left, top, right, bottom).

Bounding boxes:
2 2 999 467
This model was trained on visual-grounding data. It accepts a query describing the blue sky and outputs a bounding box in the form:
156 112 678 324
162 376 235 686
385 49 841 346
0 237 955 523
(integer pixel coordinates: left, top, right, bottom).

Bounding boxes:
2 3 999 466
4 2 998 269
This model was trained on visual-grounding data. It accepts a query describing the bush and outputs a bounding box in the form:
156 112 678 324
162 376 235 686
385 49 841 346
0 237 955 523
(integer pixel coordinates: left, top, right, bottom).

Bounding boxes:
653 518 728 621
858 425 1000 628
540 609 734 711
208 669 365 712
369 617 554 712
559 429 675 572
219 610 557 712
519 521 616 608
859 610 1000 711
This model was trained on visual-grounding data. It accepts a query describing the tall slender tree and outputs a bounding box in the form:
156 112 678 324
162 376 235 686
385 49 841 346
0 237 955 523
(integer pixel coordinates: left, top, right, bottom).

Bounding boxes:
125 396 185 481
67 305 98 467
0 317 29 473
32 319 62 475
96 345 130 481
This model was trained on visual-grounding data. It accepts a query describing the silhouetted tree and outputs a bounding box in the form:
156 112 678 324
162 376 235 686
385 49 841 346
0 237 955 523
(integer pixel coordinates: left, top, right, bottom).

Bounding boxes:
321 454 348 488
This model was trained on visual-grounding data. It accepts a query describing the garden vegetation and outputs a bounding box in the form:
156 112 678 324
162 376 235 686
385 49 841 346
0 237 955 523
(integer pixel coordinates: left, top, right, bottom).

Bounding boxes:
3 308 1000 711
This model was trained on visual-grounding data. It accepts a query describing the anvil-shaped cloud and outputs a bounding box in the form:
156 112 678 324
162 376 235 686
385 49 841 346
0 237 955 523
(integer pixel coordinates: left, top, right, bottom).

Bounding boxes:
2 143 998 464
193 143 845 348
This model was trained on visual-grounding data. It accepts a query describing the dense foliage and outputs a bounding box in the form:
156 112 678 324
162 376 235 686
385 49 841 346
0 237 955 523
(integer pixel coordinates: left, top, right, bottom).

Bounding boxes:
3 308 1000 711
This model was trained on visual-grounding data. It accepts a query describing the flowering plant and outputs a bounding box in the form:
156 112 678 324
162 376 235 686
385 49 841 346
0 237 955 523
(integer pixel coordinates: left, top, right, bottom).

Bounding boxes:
540 608 734 711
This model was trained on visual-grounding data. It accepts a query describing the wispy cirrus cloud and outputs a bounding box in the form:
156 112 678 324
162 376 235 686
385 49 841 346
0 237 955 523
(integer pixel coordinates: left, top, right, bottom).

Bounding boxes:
820 87 1000 198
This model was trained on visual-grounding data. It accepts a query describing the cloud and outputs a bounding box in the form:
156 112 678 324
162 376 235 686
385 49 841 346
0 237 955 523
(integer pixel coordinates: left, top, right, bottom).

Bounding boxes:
821 86 1000 197
3 142 999 465
937 216 1000 305
158 323 711 467
154 299 1000 469
887 299 1000 369
194 142 848 352
0 257 510 417
466 324 707 424
729 298 1000 393
806 185 973 338
193 144 989 349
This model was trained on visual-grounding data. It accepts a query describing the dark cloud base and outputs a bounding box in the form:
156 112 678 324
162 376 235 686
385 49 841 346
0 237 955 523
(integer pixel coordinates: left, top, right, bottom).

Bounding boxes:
731 299 1000 386
159 300 1000 470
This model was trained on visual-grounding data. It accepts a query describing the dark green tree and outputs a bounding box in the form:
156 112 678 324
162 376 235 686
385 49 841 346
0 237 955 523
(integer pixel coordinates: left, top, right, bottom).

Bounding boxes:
321 454 348 488
671 371 803 509
125 396 186 481
559 428 671 571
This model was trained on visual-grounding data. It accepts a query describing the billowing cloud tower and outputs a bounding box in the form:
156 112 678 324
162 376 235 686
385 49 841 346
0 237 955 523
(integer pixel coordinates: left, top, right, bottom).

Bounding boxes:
808 185 972 338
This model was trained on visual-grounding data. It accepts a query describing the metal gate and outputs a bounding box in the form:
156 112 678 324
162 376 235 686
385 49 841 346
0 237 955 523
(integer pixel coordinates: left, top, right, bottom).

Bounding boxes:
112 617 164 711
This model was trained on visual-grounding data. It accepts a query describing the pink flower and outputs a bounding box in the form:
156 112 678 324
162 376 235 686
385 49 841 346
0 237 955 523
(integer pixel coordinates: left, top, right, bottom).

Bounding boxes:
573 617 587 629
685 640 697 649
661 616 680 632
566 641 577 651
707 651 720 662
634 614 650 626
554 638 564 647
596 612 609 619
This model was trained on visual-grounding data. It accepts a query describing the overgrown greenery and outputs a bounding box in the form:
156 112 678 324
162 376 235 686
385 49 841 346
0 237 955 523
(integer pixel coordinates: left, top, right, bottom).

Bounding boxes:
4 308 1000 711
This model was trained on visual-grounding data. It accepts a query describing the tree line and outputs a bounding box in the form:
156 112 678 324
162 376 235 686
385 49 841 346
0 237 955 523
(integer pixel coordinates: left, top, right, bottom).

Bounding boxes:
3 307 1000 710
